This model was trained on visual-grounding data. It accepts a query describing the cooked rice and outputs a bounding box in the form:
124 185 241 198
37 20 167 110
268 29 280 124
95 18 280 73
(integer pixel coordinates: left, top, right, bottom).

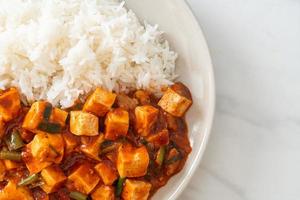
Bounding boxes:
0 0 177 107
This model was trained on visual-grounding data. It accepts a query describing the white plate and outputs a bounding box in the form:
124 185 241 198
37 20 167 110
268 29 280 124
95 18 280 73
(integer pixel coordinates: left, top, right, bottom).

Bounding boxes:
125 0 215 199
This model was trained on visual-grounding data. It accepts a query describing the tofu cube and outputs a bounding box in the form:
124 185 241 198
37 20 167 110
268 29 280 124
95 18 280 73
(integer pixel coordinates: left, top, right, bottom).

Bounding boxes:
91 185 115 200
62 132 80 154
80 134 104 161
0 88 21 122
70 111 99 136
158 83 192 117
30 133 55 160
22 101 47 131
146 129 169 147
30 133 63 162
0 181 33 200
117 145 149 178
105 108 129 140
83 88 116 117
49 108 68 127
166 148 181 176
135 106 158 136
94 161 118 185
24 133 64 173
122 179 151 200
23 102 68 133
3 160 22 170
0 160 5 181
45 134 64 164
40 165 67 194
22 153 51 174
68 164 100 194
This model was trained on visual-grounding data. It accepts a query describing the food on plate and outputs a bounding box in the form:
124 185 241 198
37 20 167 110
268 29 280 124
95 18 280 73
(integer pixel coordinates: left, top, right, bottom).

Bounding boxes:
0 0 195 199
0 84 192 199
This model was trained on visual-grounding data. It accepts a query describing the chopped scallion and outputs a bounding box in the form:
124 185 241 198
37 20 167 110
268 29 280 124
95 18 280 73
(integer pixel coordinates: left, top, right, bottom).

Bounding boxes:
0 151 22 161
5 130 24 150
69 191 88 200
156 146 166 166
43 103 52 121
18 174 39 187
116 177 126 197
38 122 61 133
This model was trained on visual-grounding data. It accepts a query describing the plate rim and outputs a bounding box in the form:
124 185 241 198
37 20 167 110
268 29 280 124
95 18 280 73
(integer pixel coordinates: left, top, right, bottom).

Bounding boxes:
167 0 216 199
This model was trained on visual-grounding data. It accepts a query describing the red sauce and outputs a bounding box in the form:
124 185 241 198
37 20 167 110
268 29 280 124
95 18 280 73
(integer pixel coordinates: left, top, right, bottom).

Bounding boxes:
0 82 192 199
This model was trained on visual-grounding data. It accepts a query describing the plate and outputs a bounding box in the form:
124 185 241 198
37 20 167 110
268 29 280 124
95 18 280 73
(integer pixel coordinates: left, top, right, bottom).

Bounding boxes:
125 0 215 199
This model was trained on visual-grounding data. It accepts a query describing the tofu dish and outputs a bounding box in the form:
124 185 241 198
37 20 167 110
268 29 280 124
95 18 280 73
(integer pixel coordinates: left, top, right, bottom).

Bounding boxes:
0 83 192 200
0 0 196 199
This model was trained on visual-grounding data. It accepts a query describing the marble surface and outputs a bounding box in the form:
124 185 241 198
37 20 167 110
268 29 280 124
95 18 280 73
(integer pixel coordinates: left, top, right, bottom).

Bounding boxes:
180 0 300 200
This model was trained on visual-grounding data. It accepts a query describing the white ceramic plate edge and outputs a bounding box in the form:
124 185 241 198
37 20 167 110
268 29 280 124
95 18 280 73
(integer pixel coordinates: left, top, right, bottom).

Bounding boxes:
165 1 215 199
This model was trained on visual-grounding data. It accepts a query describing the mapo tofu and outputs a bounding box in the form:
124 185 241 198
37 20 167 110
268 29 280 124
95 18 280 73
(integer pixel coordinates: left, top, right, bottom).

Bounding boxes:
0 82 192 199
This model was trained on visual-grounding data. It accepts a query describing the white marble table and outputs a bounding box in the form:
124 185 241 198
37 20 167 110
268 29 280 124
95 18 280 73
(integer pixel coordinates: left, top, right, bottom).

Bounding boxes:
181 0 300 200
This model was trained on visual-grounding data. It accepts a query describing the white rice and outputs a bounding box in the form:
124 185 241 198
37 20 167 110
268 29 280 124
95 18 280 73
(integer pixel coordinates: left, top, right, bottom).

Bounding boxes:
0 0 177 107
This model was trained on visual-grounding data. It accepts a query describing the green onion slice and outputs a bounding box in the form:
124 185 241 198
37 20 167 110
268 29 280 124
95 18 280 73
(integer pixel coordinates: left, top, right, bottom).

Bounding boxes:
116 177 126 197
37 122 61 133
43 103 53 121
5 130 24 150
156 146 166 166
18 174 39 187
69 191 88 200
0 151 22 161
